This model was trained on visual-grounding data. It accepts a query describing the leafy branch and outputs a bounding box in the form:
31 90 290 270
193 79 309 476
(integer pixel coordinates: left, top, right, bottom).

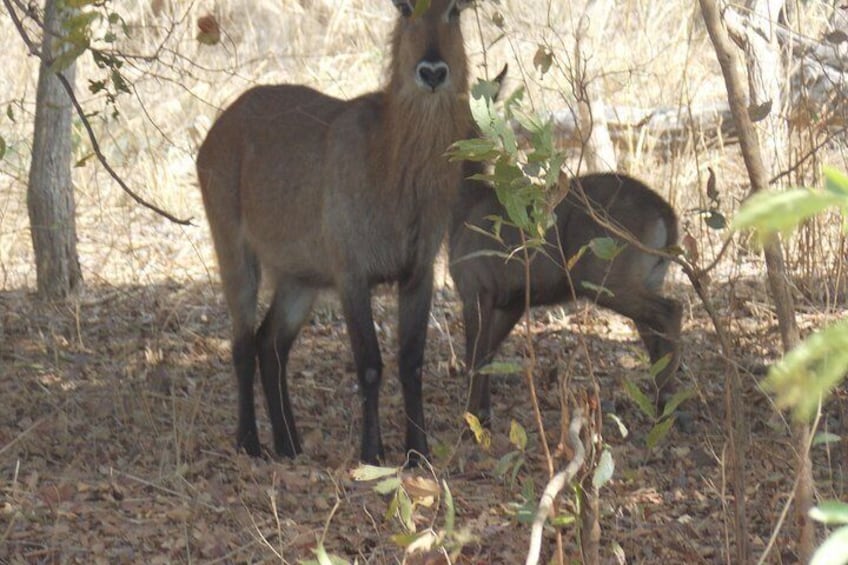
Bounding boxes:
4 0 192 225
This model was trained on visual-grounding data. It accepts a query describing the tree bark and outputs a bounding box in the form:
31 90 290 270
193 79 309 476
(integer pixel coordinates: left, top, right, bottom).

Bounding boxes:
700 0 811 561
28 0 82 298
698 2 756 563
743 0 815 560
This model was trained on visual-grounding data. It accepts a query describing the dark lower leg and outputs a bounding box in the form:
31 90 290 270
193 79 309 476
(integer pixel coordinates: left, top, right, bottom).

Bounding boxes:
233 333 261 456
340 276 384 464
398 271 434 462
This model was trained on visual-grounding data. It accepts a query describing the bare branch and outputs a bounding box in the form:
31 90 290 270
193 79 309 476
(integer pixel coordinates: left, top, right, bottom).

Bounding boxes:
525 408 586 565
3 0 193 226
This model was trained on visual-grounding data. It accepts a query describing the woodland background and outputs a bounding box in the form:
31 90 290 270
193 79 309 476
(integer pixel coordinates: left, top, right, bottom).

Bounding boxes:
1 0 847 562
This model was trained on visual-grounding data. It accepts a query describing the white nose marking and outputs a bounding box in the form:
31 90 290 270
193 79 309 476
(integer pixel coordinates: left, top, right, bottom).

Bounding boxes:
416 61 450 91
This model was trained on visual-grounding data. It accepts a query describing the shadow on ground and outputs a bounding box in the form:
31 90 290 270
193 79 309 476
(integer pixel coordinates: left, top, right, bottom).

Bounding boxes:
1 278 844 562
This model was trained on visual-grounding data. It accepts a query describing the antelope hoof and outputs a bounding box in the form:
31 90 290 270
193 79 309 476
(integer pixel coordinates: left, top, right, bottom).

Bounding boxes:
274 437 302 459
237 430 263 458
360 440 386 465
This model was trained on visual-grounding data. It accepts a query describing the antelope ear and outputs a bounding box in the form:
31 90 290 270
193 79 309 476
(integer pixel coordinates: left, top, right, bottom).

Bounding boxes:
392 0 414 17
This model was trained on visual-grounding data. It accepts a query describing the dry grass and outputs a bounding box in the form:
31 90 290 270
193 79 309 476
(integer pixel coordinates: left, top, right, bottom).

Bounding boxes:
2 0 848 562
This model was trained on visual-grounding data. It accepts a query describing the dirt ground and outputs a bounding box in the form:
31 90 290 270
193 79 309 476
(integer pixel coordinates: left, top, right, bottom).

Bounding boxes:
1 267 845 563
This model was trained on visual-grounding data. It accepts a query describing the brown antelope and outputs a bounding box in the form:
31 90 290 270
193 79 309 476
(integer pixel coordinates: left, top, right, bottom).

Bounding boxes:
196 0 472 463
449 170 682 424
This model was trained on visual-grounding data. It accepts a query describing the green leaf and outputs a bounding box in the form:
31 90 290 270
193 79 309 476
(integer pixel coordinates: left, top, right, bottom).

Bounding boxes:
810 501 848 525
592 448 615 489
813 432 842 446
350 464 398 482
588 237 623 261
431 442 452 460
810 525 848 565
49 41 88 73
646 416 675 449
397 489 414 531
765 319 848 422
649 354 671 380
550 513 577 527
623 379 656 419
502 86 525 118
0 135 6 161
63 10 100 34
811 502 848 527
509 419 528 451
580 281 614 298
389 531 420 548
386 488 400 520
494 450 520 477
447 138 500 162
471 78 501 103
373 477 402 495
510 453 526 486
824 166 848 195
479 361 523 375
516 480 537 525
731 188 845 236
469 90 498 139
301 541 350 565
659 388 695 420
443 480 455 533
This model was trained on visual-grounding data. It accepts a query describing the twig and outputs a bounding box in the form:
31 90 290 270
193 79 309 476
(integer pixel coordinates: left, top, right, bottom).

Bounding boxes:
0 416 49 458
3 0 193 226
525 407 586 565
757 404 822 565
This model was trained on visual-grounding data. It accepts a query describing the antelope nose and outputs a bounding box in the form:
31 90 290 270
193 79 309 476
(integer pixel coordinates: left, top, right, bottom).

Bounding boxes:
416 61 449 91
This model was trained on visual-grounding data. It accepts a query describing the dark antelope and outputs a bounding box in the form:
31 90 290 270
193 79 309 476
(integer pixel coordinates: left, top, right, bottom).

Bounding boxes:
196 0 472 463
449 171 682 423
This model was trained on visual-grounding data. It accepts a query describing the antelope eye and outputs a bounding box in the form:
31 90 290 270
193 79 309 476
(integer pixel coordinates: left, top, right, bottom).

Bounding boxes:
395 0 413 17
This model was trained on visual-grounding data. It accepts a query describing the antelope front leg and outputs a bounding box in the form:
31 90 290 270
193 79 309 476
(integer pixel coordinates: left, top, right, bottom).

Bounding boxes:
339 275 385 464
398 268 434 465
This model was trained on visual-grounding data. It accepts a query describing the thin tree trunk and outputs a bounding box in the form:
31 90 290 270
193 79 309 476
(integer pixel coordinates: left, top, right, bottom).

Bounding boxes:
698 2 755 562
28 0 82 298
731 2 814 560
743 0 815 559
700 0 810 561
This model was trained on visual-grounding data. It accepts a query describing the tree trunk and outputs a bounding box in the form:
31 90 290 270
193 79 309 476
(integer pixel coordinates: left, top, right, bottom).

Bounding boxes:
732 2 814 560
573 0 616 172
28 0 82 298
700 0 810 561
